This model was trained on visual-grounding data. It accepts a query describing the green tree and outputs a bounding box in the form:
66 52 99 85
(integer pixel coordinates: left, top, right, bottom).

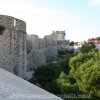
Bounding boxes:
33 63 62 82
69 50 100 97
70 41 74 46
80 42 95 53
33 63 63 94
57 71 78 94
95 37 100 40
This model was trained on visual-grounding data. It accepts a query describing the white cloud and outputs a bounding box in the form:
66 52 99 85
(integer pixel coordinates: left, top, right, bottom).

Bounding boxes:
89 0 100 7
0 0 99 41
0 0 74 37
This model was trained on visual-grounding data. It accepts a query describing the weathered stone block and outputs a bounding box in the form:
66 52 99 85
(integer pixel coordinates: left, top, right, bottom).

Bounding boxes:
0 15 27 79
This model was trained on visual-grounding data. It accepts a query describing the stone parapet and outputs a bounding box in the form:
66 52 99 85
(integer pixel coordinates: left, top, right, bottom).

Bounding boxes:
0 15 27 79
0 15 26 32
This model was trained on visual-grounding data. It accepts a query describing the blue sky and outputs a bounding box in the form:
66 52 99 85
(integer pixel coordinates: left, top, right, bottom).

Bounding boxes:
0 0 100 41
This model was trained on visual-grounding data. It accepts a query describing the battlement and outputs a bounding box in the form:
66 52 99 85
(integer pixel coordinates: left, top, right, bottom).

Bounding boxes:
52 30 65 34
0 15 27 78
52 30 66 40
0 15 26 32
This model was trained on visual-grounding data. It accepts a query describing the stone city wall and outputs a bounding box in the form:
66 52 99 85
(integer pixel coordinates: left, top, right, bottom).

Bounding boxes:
27 31 70 71
0 15 27 79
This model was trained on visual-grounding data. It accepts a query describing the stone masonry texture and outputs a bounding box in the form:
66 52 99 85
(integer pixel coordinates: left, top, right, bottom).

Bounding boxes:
0 15 27 79
0 68 63 100
27 31 70 71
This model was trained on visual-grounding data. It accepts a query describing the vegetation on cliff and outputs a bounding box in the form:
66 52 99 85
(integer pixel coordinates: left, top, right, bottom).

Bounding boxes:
30 45 100 100
69 50 100 97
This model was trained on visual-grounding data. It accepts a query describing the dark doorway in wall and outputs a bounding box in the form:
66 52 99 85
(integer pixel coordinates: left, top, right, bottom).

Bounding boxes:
0 26 5 35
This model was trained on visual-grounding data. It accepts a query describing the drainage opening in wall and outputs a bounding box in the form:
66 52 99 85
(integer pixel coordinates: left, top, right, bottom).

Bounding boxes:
0 26 6 35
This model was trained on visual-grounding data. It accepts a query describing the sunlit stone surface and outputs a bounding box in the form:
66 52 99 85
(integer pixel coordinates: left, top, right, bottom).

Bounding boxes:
0 68 63 100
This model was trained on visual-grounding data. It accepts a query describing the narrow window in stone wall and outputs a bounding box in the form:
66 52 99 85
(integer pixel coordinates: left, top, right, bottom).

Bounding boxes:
0 26 5 35
0 30 3 35
14 19 16 26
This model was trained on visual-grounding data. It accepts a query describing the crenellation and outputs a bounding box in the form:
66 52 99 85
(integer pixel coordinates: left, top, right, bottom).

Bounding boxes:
0 15 27 79
27 30 70 71
0 14 70 80
15 19 26 32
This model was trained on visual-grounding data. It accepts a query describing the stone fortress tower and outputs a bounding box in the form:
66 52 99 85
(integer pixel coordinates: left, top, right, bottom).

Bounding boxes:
52 30 66 40
27 30 70 72
0 15 27 78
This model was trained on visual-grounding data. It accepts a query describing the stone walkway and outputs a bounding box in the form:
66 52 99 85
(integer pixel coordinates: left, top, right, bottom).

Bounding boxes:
0 68 63 100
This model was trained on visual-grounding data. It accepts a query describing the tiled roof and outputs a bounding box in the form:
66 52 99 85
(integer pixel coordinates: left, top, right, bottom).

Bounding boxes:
89 40 100 44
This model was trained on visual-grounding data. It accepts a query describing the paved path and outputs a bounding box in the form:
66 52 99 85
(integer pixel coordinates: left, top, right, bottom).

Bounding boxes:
0 68 63 100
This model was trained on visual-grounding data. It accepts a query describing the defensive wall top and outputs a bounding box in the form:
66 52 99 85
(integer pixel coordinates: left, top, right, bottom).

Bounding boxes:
0 15 26 32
